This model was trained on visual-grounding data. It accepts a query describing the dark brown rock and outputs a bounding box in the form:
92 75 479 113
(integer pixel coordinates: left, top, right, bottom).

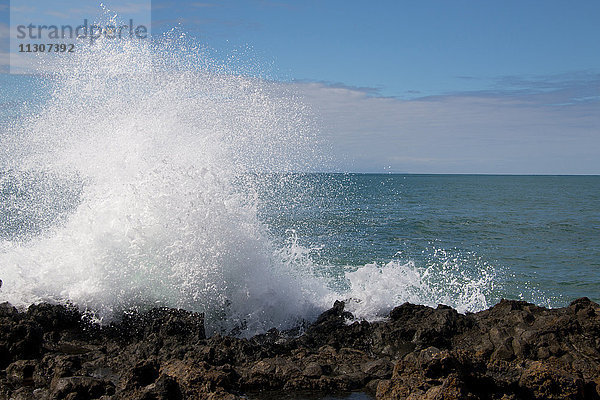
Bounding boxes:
1 298 600 399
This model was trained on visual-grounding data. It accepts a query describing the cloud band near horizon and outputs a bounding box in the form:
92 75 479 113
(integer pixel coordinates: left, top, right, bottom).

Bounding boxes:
294 73 599 174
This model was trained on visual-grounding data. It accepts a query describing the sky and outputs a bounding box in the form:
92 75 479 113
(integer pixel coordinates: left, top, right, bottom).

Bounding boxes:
1 0 599 173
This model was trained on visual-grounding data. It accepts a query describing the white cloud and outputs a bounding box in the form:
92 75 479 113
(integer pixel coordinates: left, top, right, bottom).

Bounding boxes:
292 81 600 174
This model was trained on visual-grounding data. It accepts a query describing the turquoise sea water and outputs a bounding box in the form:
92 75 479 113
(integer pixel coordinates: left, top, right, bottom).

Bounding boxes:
1 170 599 315
258 173 600 308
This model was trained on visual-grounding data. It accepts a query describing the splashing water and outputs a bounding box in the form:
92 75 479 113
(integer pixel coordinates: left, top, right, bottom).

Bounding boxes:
342 248 495 321
0 32 327 335
0 28 495 335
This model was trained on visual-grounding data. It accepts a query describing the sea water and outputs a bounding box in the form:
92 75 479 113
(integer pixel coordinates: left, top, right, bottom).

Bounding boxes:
257 173 600 313
1 34 599 337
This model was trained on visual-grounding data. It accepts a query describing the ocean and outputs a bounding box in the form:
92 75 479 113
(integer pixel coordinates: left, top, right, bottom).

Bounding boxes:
258 173 600 309
2 168 598 331
1 37 599 339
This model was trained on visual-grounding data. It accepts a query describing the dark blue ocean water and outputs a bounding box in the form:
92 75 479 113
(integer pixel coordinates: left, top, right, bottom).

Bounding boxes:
259 174 600 308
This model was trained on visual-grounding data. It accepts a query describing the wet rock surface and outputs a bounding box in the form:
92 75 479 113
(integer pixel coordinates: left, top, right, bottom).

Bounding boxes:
1 298 599 399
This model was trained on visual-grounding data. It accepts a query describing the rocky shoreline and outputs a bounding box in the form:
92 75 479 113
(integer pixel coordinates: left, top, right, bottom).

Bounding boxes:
1 297 599 399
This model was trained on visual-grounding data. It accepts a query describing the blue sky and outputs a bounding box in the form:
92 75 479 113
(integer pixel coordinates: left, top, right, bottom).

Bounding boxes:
1 0 599 173
151 1 600 99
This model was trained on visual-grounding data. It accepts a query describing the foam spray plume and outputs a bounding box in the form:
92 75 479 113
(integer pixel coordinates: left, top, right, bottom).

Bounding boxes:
0 32 330 336
0 27 496 336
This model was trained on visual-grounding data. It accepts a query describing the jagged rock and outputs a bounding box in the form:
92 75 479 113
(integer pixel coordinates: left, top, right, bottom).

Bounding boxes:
0 298 599 399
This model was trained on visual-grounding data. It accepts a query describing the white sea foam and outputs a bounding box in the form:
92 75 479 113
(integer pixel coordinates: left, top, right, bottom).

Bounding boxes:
0 29 494 335
342 255 494 321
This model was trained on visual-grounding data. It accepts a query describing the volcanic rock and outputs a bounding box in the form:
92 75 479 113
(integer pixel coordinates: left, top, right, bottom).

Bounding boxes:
0 298 599 399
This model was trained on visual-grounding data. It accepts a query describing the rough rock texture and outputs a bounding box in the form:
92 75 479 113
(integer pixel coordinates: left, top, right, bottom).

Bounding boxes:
1 298 599 399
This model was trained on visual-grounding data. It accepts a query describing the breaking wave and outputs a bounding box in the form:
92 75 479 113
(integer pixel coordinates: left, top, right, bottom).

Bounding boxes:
0 26 494 336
